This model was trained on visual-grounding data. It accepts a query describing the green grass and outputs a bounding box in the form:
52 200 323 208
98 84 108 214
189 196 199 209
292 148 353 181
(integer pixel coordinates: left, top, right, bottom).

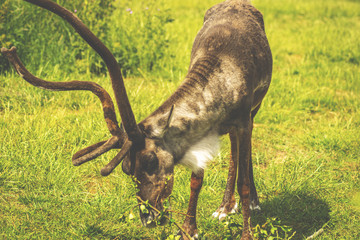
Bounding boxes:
1 0 360 239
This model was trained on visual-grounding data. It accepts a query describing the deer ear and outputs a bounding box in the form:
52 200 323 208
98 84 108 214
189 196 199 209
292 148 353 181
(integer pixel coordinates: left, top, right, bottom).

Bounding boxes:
164 105 175 131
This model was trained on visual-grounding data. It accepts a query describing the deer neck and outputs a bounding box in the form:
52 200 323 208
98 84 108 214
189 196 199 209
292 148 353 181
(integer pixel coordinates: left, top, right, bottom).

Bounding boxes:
139 55 250 172
139 80 225 173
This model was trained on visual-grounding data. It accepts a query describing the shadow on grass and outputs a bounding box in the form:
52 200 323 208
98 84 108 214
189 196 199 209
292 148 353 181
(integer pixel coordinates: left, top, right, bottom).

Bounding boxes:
84 223 151 240
253 191 331 239
84 224 117 239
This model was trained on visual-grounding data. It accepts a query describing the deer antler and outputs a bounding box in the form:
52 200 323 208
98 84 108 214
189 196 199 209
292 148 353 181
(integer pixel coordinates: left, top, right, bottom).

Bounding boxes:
1 46 125 167
1 0 144 175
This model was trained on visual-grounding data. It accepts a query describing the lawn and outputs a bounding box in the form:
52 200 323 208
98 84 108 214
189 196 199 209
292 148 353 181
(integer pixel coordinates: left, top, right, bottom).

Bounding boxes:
1 0 359 239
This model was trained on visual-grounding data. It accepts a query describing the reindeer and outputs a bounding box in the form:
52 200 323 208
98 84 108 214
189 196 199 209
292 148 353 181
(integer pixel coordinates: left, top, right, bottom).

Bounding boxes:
2 0 272 239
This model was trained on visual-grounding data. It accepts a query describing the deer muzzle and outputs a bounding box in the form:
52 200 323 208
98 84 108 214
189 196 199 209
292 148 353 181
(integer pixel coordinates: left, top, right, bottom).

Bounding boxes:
139 206 169 228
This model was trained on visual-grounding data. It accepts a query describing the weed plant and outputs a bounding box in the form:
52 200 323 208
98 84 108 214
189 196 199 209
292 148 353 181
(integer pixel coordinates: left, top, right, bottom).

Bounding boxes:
0 0 115 75
0 0 174 77
1 0 360 239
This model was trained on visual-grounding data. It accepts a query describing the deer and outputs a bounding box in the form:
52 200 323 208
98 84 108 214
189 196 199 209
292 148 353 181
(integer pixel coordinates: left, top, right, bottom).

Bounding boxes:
1 0 272 239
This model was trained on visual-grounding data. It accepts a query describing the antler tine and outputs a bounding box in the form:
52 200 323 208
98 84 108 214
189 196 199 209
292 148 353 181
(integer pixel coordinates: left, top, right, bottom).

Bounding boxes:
72 135 123 166
100 140 133 176
23 0 143 143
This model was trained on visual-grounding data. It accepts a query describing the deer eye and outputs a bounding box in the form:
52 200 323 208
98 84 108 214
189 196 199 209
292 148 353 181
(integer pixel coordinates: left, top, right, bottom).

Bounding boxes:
141 151 159 175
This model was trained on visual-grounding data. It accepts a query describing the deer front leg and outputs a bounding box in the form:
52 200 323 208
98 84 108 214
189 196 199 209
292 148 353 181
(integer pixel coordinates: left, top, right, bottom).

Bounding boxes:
212 129 238 221
180 170 204 239
237 122 254 240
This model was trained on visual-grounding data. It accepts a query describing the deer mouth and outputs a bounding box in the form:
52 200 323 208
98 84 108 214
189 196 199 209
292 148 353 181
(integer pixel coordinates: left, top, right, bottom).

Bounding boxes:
139 207 169 228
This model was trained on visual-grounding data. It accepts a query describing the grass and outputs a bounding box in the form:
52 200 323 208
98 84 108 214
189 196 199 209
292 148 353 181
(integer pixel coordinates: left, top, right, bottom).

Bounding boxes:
1 0 360 239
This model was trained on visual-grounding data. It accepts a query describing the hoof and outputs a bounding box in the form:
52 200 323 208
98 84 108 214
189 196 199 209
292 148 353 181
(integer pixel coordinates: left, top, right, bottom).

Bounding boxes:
250 200 261 212
177 230 198 240
212 202 238 221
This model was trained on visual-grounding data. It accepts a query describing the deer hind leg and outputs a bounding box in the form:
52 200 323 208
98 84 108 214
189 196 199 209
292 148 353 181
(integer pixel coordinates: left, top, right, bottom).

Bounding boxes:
212 129 239 221
237 118 254 240
180 170 204 240
249 104 261 211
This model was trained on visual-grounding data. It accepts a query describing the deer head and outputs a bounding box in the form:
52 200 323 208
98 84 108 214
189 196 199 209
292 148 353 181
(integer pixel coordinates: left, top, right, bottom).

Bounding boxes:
119 107 177 227
1 0 175 227
122 137 175 227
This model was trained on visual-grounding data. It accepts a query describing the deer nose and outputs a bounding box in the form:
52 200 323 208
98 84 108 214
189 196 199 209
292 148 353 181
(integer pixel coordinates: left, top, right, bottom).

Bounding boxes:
140 209 156 228
140 208 169 228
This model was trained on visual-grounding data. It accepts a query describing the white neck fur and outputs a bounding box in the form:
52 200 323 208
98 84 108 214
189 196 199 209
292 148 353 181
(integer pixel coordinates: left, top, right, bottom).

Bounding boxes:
179 131 220 173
